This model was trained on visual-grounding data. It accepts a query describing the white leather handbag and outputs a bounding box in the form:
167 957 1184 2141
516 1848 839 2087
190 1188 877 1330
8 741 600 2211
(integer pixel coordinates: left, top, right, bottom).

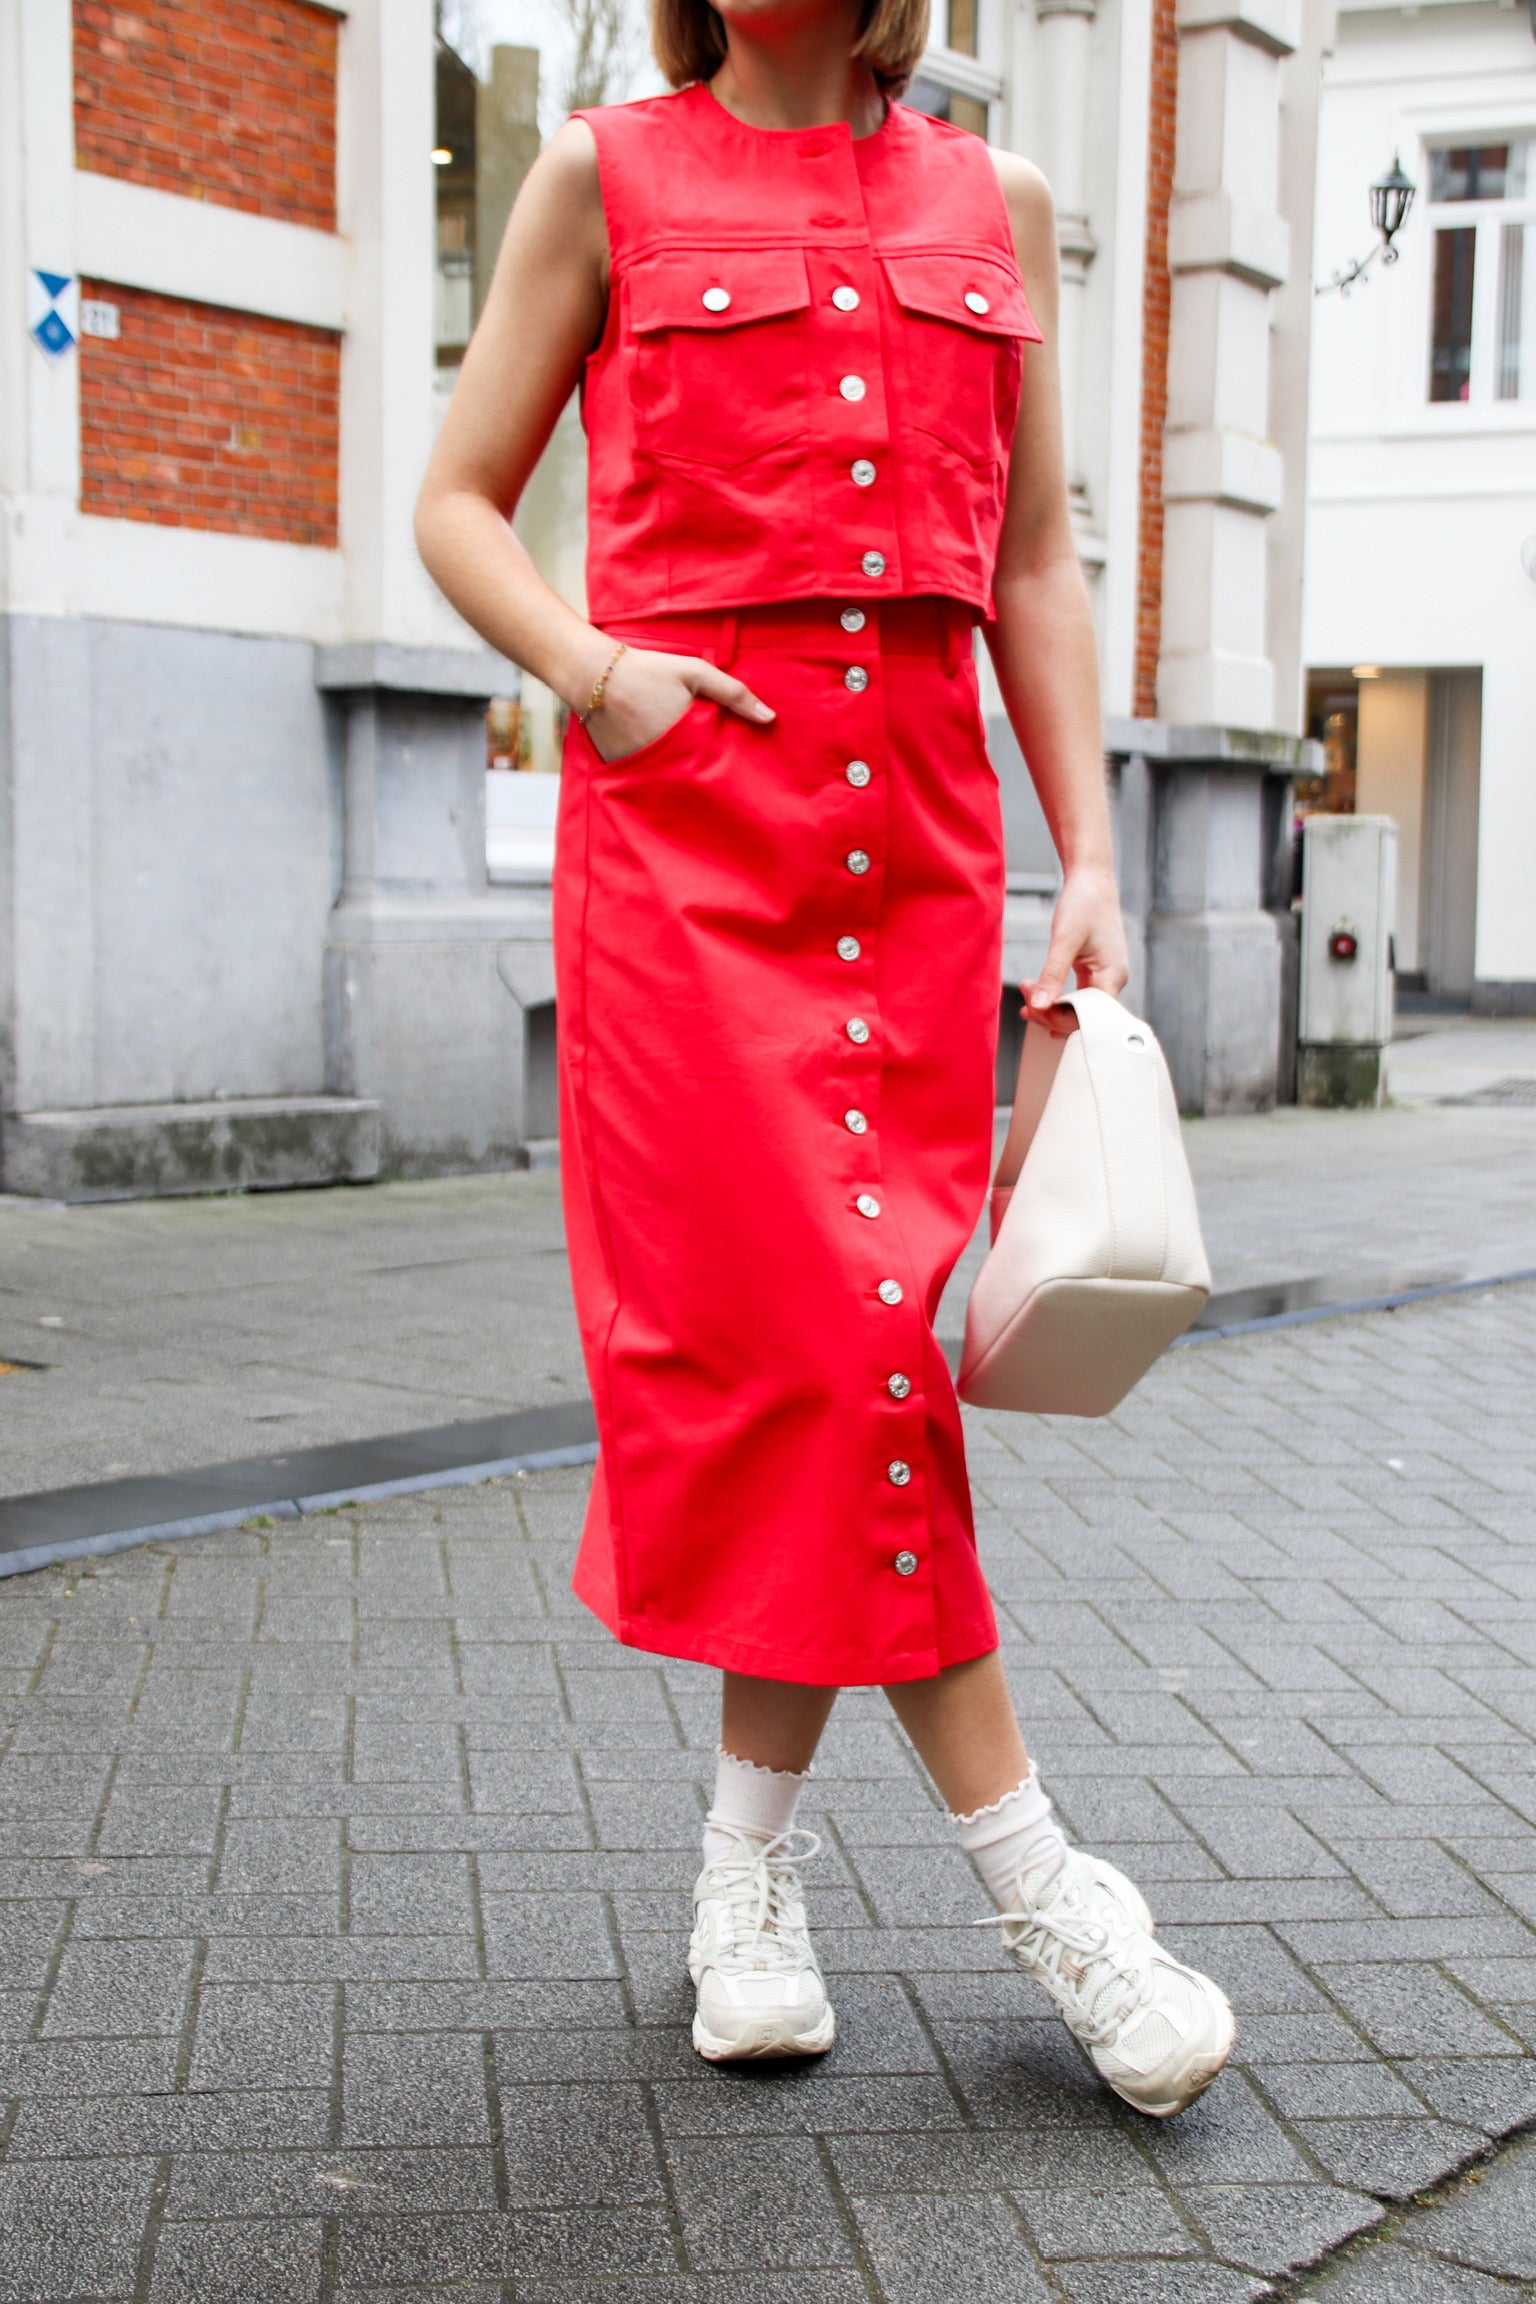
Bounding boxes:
958 988 1211 1417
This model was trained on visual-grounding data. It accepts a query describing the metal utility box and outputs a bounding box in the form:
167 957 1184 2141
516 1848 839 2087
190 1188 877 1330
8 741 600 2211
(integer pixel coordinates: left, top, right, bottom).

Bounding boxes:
1298 814 1397 1107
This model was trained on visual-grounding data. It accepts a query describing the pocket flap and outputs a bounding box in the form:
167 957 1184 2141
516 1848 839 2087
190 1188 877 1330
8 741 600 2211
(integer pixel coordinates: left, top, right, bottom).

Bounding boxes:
882 251 1043 343
626 248 812 333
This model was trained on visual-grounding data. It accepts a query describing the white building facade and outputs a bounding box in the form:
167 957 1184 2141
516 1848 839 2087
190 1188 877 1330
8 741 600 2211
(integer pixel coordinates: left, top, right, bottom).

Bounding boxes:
2 0 1335 1203
1305 0 1536 1009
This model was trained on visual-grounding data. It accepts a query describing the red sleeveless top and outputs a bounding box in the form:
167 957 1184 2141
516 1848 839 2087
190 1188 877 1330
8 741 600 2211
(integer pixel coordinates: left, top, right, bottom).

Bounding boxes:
575 84 1042 622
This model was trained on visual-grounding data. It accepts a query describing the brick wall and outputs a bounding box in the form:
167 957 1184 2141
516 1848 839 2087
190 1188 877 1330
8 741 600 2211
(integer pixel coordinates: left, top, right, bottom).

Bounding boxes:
79 283 340 548
74 0 338 229
1133 0 1178 720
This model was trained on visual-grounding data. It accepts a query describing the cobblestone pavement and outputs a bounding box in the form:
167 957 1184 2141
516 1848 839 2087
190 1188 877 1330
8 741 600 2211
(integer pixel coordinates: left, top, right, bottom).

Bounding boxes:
2 1282 1535 2301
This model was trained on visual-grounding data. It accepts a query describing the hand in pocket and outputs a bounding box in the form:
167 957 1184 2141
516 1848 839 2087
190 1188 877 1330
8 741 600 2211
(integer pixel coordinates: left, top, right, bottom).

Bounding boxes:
584 646 775 763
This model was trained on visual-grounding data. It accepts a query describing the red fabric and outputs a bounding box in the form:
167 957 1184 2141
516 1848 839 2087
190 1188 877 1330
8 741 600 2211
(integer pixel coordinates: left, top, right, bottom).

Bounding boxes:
556 601 1004 1685
576 85 1042 623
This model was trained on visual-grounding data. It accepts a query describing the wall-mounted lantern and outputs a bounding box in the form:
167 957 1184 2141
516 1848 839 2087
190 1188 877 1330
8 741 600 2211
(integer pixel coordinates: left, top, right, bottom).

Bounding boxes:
1316 154 1416 296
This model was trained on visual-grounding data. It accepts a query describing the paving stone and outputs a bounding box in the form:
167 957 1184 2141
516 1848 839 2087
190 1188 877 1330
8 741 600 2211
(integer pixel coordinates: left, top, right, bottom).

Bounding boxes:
2 2034 180 2098
216 1819 342 1897
828 2125 1156 2197
498 2081 666 2208
0 2153 158 2301
1183 2180 1385 2275
514 2282 870 2304
1300 2249 1519 2302
1394 2143 1536 2278
1292 2115 1489 2199
1397 2054 1536 2136
162 2145 500 2219
187 1980 334 2092
1313 1964 1517 2060
1056 2267 1269 2304
1014 2179 1199 2258
668 2135 856 2269
39 1938 196 2039
342 2030 490 2149
330 2205 680 2284
6 2087 332 2159
849 2191 1054 2303
145 2216 325 2302
1141 2073 1313 2185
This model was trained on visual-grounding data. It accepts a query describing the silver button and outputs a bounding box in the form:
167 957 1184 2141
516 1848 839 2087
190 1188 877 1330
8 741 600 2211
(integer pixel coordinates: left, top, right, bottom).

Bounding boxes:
877 1279 903 1305
964 289 990 315
837 935 861 961
839 374 867 402
846 760 871 787
893 1550 919 1577
856 1193 881 1218
846 849 871 875
832 285 861 312
846 1017 870 1044
888 1460 912 1487
702 286 732 312
844 666 869 693
862 549 886 577
851 460 877 488
840 608 866 633
887 1372 912 1400
845 1108 868 1134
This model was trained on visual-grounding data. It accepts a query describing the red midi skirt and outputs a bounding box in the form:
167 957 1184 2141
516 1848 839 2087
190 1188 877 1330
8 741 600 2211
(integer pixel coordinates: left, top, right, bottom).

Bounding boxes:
554 597 1004 1685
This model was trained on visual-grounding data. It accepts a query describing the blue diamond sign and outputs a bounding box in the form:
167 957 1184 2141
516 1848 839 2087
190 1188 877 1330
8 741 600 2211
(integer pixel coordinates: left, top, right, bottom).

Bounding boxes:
28 269 78 361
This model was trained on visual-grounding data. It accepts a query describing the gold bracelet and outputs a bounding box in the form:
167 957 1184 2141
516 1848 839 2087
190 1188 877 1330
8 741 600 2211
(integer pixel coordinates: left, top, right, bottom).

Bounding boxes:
579 641 627 721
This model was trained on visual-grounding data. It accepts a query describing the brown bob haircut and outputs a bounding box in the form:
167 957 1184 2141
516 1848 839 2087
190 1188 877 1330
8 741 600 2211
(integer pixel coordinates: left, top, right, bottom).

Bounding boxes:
652 0 931 101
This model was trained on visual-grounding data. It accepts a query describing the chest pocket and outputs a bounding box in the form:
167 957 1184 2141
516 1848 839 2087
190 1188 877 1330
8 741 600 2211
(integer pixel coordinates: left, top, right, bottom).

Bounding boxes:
882 251 1041 468
625 248 812 471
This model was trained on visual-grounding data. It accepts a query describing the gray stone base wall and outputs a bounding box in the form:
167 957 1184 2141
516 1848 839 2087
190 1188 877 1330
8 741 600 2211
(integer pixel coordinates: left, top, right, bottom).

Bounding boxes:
0 614 524 1200
1471 980 1536 1018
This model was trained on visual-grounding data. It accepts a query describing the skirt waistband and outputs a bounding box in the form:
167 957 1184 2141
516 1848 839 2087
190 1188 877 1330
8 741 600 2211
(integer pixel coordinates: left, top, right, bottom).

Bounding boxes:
598 597 978 673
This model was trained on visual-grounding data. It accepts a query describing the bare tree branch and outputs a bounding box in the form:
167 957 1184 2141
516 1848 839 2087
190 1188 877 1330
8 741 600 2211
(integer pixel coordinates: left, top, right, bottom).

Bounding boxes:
558 0 633 112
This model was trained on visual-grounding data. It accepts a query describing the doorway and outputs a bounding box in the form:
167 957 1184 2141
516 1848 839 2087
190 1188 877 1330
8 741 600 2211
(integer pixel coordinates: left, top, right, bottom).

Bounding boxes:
1420 670 1482 999
1306 666 1483 1001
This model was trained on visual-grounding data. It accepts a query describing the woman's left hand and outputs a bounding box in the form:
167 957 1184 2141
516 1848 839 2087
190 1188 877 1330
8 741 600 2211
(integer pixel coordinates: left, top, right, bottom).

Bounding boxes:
1022 864 1130 1037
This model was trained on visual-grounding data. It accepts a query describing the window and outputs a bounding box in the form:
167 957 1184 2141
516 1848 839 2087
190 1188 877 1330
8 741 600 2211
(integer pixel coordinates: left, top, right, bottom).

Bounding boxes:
903 0 996 138
904 79 989 135
1426 137 1536 404
946 0 978 59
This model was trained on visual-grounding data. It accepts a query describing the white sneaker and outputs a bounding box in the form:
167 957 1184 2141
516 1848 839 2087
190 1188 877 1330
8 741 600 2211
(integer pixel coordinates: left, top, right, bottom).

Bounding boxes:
688 1828 835 2062
984 1847 1235 2118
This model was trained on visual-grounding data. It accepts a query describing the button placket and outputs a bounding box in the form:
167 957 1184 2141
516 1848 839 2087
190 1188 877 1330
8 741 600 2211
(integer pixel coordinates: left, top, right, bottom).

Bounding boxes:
805 249 892 593
821 622 924 1581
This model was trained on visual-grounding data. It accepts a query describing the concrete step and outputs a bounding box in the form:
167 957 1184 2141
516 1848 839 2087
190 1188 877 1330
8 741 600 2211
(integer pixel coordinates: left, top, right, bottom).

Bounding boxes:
1 1095 380 1202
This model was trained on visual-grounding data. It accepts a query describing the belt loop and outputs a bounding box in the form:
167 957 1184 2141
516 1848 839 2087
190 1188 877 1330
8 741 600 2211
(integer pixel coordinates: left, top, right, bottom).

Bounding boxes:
717 610 740 669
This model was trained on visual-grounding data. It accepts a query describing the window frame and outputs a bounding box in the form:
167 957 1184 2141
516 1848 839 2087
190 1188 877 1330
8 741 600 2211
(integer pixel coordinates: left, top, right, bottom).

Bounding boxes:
1422 130 1536 409
906 0 1003 139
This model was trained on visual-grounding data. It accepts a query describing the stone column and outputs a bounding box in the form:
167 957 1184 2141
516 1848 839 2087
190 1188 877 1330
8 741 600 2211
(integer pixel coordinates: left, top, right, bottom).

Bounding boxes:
1159 0 1296 729
318 644 554 1176
1108 718 1313 1112
1032 0 1099 534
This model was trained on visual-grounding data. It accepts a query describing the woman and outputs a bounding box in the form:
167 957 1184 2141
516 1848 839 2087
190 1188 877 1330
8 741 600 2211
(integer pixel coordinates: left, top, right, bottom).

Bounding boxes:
415 0 1234 2117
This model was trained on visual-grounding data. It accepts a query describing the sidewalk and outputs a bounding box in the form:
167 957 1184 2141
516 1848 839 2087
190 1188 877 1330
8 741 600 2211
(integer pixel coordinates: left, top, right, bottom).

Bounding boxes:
2 1277 1534 2299
5 1015 1536 1501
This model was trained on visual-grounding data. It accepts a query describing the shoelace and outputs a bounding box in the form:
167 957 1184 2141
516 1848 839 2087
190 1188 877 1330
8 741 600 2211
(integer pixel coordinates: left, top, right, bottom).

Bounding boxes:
977 1871 1153 2048
702 1827 822 1973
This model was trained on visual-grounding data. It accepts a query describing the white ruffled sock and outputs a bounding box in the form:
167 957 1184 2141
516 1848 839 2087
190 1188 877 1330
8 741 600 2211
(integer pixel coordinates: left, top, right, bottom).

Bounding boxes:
702 1747 810 1868
950 1764 1067 1908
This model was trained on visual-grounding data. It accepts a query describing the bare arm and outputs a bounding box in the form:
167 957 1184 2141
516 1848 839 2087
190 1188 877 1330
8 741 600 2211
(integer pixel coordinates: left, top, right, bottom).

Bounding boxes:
986 151 1128 1017
413 122 773 760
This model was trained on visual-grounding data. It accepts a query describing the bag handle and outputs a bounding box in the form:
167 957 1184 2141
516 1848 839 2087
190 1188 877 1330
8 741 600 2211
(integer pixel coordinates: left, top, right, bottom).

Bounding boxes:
992 993 1079 1192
